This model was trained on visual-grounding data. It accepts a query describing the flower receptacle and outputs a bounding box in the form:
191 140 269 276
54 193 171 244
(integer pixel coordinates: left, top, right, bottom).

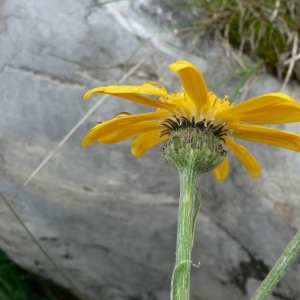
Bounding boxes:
162 128 226 175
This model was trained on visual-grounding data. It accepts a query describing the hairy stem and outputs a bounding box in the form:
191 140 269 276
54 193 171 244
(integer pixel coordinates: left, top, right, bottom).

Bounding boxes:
171 169 201 300
251 230 300 300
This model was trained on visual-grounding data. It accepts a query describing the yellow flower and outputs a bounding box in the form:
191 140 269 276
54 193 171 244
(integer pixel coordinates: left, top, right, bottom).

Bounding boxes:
82 60 300 181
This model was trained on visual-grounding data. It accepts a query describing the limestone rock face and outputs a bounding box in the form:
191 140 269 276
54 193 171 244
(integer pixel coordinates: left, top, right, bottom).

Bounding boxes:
1 1 300 300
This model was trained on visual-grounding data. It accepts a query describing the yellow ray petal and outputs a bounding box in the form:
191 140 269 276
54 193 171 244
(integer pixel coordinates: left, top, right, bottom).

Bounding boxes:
216 93 296 119
85 83 168 97
220 103 300 124
84 87 177 110
131 130 168 157
98 121 159 144
81 112 165 147
230 124 300 152
224 137 261 179
212 156 229 181
140 81 168 94
169 60 208 109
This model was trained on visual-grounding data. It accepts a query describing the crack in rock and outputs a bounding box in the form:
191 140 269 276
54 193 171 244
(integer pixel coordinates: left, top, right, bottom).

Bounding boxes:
212 219 270 293
4 65 86 87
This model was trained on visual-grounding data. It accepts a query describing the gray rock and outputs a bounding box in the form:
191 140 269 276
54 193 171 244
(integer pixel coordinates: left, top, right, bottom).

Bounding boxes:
1 1 300 300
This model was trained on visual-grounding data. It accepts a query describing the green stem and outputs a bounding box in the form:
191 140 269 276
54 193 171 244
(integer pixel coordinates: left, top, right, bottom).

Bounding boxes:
171 168 201 300
251 230 300 300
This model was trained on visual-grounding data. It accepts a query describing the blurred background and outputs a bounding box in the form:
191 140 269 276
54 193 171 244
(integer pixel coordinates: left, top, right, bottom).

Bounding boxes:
1 1 300 299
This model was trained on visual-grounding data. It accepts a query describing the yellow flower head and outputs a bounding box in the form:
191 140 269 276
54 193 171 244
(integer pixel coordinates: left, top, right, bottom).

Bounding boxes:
82 60 300 181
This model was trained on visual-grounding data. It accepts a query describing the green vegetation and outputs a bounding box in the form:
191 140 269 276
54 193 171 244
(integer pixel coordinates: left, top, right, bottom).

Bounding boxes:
185 0 300 83
0 248 56 300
